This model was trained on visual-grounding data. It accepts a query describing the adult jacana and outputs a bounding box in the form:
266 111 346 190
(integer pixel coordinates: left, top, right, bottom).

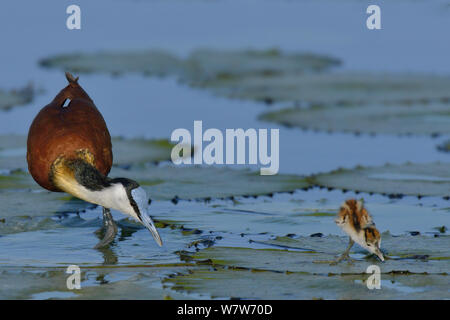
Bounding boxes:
27 72 162 248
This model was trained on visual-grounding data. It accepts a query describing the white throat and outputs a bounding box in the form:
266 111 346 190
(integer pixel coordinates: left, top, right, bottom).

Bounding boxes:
75 183 140 221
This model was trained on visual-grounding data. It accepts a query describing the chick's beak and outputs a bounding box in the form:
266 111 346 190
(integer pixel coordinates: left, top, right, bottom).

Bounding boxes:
139 211 163 247
374 247 384 262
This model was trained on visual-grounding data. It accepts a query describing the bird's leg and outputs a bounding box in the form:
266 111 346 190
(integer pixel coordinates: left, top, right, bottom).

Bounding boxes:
331 238 356 265
94 207 118 249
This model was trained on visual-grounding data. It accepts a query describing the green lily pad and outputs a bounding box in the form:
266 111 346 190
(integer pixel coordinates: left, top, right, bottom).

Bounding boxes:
0 215 61 235
200 73 450 104
0 187 95 235
111 138 175 166
39 50 183 77
0 189 93 218
182 48 340 83
0 170 37 189
163 266 449 299
0 163 309 204
0 135 175 171
260 103 450 136
0 267 192 300
0 84 33 111
181 232 450 275
164 234 450 299
39 49 340 90
310 162 450 198
110 165 310 201
149 199 450 241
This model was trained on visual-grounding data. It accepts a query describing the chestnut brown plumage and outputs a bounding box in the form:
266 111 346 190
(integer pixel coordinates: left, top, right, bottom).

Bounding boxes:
27 72 112 192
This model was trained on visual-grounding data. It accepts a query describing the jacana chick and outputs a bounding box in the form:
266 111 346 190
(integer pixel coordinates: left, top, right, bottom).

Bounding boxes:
334 199 384 263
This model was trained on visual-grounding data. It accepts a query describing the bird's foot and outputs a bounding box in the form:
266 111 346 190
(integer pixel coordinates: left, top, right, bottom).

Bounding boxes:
330 253 356 265
94 208 118 249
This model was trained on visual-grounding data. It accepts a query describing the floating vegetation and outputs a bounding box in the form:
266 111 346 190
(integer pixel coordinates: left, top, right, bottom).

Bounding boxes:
0 189 448 299
40 49 339 80
40 50 450 106
193 72 450 104
0 135 176 171
260 103 450 136
164 233 450 299
111 138 176 166
40 50 184 77
163 266 449 299
179 234 450 274
0 170 37 190
110 165 310 201
1 136 309 206
0 189 93 219
310 162 450 198
0 267 191 299
14 47 450 300
182 48 340 84
0 84 33 111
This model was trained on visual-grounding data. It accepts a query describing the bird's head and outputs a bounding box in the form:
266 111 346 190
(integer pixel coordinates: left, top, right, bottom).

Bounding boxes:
107 178 163 247
361 227 384 262
335 198 383 261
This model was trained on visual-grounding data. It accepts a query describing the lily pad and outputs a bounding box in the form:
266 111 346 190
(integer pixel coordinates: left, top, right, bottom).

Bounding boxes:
0 84 33 111
193 200 449 237
0 186 97 235
0 135 28 171
199 73 450 104
39 49 340 89
260 103 450 136
0 170 38 189
111 138 175 166
182 48 340 83
0 267 192 300
1 162 309 203
164 234 450 299
0 216 198 266
0 189 94 219
0 135 175 171
110 165 310 201
39 50 183 77
149 199 335 236
164 266 449 299
181 232 450 275
310 162 450 198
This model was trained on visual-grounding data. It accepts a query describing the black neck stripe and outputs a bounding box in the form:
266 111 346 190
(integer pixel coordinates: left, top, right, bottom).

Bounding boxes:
65 159 143 221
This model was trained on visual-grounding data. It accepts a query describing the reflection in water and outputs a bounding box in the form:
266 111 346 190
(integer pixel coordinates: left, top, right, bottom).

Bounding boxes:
94 223 145 265
94 229 119 265
118 225 140 242
97 246 118 265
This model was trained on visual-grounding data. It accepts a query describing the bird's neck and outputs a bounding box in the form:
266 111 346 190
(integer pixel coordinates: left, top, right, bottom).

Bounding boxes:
51 157 112 205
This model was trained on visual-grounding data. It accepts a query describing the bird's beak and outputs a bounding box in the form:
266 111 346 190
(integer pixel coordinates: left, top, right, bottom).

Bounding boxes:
139 211 163 247
374 247 384 262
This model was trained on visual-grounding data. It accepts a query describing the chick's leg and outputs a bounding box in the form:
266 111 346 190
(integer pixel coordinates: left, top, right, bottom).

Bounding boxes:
332 238 355 265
